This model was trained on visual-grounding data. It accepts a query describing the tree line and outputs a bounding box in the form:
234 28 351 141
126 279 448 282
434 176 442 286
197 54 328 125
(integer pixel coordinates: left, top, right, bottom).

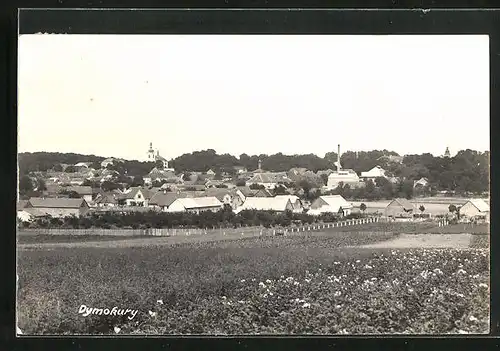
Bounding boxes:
19 207 365 230
19 148 489 195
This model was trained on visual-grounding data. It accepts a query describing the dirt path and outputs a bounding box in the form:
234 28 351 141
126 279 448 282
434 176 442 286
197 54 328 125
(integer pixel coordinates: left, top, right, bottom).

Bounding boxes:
357 234 473 249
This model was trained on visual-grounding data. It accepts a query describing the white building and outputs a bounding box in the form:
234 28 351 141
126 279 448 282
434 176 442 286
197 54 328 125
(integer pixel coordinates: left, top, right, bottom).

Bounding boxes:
235 197 293 213
460 199 490 222
360 166 387 182
274 195 304 213
325 144 362 189
167 197 223 214
147 142 175 172
308 195 353 216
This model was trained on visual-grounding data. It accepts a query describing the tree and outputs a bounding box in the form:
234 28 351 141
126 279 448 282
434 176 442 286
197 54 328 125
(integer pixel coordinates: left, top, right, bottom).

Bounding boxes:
52 164 63 172
131 176 144 187
419 205 425 214
36 178 47 192
273 184 289 195
338 206 344 217
65 165 78 173
320 174 329 186
236 180 246 187
360 203 367 213
19 175 33 195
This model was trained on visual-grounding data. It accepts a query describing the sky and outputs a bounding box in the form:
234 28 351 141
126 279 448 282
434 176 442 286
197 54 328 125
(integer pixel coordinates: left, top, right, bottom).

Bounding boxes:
18 34 490 162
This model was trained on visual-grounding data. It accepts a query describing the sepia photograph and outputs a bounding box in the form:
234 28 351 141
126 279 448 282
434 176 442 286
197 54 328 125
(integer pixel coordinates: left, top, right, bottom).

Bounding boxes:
16 30 490 335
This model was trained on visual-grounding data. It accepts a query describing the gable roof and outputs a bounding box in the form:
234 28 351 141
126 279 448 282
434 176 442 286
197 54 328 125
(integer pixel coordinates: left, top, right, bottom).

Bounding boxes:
146 167 176 180
388 198 415 210
119 187 154 200
316 195 353 211
171 196 223 209
466 198 490 212
238 197 292 212
149 192 187 207
274 195 301 204
247 173 290 184
27 197 88 209
66 186 93 195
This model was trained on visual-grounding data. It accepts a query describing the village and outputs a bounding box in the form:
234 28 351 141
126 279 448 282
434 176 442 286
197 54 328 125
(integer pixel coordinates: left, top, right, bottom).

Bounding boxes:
17 143 490 226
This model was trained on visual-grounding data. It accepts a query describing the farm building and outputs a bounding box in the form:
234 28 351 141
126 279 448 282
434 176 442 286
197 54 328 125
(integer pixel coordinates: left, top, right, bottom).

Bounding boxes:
65 186 94 203
167 196 223 214
251 188 274 197
118 187 154 207
274 195 304 213
384 198 415 219
17 208 49 222
203 188 246 210
308 195 353 216
360 166 387 182
246 172 291 190
326 169 362 189
413 177 429 188
94 192 120 207
143 168 178 185
460 199 490 222
148 191 187 211
236 197 294 213
24 197 90 218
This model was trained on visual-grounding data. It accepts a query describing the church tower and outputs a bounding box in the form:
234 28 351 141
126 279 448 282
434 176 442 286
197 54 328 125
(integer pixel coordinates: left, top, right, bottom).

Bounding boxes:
444 147 451 158
147 142 155 161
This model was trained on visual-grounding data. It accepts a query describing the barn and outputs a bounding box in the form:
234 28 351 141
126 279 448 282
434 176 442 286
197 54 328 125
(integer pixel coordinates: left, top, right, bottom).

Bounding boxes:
235 197 293 213
167 197 223 214
460 199 490 223
384 198 415 219
308 195 353 216
24 197 90 218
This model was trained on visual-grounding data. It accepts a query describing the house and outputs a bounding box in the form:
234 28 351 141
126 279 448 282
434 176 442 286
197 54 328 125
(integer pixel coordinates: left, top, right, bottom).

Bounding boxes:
143 168 178 185
205 179 225 189
167 196 223 214
308 195 353 216
74 162 92 168
246 173 291 190
235 197 293 213
149 191 188 211
17 208 49 222
274 195 304 213
360 166 387 182
24 197 90 218
206 169 217 177
460 199 490 222
118 187 153 207
233 166 248 174
65 186 94 203
203 188 246 210
94 192 120 207
384 198 415 219
251 188 274 197
326 169 362 189
413 177 429 188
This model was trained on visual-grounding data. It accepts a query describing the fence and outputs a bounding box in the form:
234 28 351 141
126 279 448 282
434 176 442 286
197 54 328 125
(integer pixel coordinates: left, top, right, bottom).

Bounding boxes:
18 217 382 237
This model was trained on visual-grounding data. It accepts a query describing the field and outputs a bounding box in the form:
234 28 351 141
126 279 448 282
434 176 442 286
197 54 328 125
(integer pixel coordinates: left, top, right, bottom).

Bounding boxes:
17 223 490 335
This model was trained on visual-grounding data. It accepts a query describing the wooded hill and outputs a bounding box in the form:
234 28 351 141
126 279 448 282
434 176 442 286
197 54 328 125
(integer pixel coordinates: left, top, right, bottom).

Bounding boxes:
18 148 489 194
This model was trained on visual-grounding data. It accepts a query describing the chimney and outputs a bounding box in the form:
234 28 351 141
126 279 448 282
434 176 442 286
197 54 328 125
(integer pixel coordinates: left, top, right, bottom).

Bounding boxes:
337 144 341 172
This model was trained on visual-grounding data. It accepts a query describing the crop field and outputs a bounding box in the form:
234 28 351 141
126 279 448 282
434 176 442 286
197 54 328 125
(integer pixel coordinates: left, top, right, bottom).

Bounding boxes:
17 226 490 335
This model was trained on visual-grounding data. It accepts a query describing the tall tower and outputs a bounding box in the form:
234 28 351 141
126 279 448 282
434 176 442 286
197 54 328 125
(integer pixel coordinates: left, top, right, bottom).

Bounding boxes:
444 147 451 158
337 144 342 172
258 159 262 170
147 142 155 161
